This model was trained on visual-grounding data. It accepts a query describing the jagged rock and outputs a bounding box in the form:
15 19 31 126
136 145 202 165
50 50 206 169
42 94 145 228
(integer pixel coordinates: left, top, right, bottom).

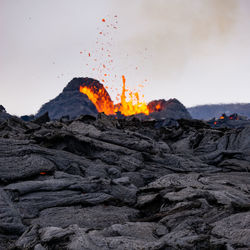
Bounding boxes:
0 105 12 123
33 112 50 125
15 224 40 249
211 212 250 248
0 105 6 112
100 222 167 241
20 115 35 122
178 118 211 129
148 98 192 120
31 205 139 229
34 244 46 250
0 112 249 249
0 189 26 235
155 118 179 128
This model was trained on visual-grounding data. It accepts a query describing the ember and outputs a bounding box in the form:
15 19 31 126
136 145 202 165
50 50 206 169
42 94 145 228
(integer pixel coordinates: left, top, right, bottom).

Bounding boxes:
79 16 151 116
155 104 161 111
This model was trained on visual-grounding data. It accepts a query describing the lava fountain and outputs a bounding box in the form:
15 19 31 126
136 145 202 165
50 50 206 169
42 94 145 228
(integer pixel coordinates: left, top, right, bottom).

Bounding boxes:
79 75 149 116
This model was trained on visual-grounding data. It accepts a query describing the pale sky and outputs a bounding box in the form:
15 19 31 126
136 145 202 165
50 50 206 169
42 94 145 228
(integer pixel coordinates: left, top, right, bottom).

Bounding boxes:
1 0 250 116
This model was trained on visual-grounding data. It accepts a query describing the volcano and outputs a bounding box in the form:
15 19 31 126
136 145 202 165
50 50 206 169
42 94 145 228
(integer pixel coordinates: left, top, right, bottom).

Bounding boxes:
36 77 191 120
36 78 99 120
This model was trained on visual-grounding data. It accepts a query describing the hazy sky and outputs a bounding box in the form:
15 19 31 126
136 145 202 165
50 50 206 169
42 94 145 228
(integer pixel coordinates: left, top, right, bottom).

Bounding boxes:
1 0 250 116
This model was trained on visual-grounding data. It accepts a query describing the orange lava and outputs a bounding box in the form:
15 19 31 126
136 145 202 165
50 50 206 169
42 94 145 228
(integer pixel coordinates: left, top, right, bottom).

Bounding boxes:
114 75 149 116
79 85 114 115
155 103 161 111
79 76 149 116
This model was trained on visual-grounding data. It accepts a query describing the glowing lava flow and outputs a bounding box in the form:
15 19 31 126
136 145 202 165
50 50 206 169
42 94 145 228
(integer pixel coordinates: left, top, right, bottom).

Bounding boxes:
79 76 149 116
114 76 149 116
79 85 115 115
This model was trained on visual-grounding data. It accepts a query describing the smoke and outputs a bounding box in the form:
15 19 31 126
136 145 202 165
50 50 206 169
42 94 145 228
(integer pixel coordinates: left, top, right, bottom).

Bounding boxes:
112 0 239 79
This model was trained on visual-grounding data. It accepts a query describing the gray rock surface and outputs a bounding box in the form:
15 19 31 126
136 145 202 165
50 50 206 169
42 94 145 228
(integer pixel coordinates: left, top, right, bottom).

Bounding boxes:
36 78 99 120
0 111 249 249
148 98 192 120
0 105 12 123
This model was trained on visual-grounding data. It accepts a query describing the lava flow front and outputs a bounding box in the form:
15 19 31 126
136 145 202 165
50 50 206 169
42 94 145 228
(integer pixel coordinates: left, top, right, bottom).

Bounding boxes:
79 76 149 116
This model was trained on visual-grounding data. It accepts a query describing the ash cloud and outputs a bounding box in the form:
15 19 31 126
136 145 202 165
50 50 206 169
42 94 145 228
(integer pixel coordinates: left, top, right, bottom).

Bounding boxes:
113 0 239 78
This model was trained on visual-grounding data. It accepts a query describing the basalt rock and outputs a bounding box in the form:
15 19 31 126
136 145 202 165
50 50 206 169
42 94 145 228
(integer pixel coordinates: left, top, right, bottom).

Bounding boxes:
148 98 192 120
0 105 12 123
33 112 50 125
36 78 99 120
0 113 249 249
0 105 6 112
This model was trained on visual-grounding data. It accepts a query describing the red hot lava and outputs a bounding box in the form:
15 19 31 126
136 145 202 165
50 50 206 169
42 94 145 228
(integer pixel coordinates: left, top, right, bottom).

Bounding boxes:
80 76 150 116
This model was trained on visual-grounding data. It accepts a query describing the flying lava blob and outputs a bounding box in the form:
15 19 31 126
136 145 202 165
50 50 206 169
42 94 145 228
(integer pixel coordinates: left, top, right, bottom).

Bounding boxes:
79 16 150 116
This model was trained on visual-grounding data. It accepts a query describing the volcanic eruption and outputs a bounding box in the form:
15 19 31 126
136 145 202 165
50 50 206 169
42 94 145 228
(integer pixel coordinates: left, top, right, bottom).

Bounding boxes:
35 77 191 120
80 75 149 116
35 10 191 120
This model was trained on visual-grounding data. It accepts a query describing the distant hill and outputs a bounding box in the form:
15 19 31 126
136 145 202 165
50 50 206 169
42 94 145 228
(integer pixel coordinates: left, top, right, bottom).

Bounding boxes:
188 103 250 120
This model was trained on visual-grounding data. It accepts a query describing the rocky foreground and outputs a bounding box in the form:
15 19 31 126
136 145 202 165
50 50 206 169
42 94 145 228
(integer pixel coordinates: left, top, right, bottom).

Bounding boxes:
0 109 250 249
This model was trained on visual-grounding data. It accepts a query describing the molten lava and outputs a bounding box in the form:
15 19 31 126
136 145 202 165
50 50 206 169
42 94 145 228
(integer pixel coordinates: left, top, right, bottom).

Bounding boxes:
79 76 149 116
79 85 114 115
114 76 149 116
